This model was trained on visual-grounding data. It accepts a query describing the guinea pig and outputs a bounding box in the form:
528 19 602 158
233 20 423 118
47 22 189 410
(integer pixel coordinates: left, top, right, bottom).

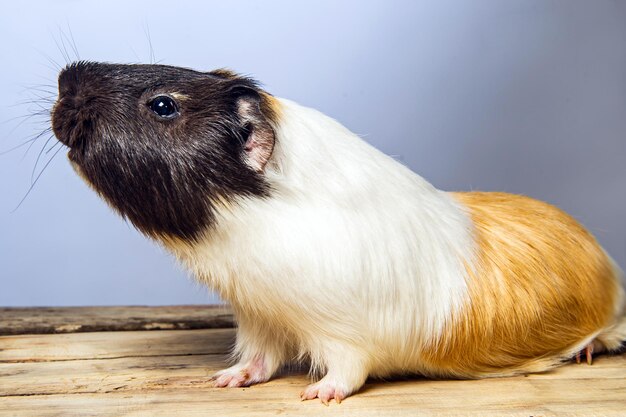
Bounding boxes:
51 61 626 404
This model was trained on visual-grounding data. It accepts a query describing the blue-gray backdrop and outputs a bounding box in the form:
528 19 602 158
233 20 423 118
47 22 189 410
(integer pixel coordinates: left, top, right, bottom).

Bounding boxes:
1 0 624 306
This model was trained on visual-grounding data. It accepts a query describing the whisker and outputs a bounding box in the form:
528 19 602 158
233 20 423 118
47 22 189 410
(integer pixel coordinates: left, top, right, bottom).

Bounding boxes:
12 145 64 213
65 22 81 60
59 28 72 63
30 91 56 101
45 140 62 154
31 133 56 183
0 137 38 156
33 47 62 71
1 110 50 127
22 86 57 94
38 62 60 73
0 127 52 156
22 127 53 160
52 30 70 64
17 89 56 100
9 98 55 109
126 42 141 63
19 83 56 91
32 74 57 84
15 90 56 103
144 24 155 64
0 116 50 149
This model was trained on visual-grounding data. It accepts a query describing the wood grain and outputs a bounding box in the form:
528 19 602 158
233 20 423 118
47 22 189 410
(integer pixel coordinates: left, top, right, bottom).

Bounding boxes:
0 329 235 362
1 307 624 416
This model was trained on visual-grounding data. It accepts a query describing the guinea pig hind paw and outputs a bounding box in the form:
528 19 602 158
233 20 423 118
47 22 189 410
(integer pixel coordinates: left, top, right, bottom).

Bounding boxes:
574 343 594 365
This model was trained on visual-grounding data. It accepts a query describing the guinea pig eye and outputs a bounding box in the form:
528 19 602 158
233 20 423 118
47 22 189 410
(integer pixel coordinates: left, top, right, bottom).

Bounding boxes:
148 96 179 119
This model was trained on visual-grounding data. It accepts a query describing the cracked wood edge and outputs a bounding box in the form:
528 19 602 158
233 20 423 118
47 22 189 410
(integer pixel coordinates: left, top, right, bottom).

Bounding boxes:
0 305 234 335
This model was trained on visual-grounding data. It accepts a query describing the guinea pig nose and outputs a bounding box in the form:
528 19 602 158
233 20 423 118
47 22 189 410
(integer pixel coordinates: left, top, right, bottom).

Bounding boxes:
53 63 101 148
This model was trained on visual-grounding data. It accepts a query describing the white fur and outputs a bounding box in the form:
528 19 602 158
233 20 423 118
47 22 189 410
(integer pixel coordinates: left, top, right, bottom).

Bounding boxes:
166 98 476 393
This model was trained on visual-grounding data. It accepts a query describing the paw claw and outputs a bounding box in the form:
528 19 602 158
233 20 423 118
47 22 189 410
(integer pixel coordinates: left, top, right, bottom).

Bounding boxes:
586 344 594 365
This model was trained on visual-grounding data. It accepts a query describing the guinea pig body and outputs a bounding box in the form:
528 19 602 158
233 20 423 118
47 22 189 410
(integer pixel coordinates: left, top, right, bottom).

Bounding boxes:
51 63 626 404
166 98 626 400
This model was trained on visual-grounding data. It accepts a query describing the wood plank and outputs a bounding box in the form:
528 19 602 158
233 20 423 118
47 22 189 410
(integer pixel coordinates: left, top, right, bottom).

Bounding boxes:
0 353 227 396
1 345 625 397
0 329 235 362
1 329 625 416
1 373 625 416
0 305 234 335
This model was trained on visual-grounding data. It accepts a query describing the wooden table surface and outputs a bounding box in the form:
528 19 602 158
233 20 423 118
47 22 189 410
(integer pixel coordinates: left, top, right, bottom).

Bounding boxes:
1 306 624 416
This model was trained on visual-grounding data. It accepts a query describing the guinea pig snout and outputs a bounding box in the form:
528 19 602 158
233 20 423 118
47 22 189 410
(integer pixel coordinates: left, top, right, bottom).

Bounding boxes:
52 66 98 149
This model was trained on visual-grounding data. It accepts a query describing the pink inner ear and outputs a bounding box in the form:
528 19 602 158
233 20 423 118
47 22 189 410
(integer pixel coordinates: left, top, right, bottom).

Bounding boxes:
237 98 275 172
244 127 274 172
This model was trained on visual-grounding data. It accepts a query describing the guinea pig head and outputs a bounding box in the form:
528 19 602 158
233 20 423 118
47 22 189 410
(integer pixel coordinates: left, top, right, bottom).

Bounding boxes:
51 62 277 241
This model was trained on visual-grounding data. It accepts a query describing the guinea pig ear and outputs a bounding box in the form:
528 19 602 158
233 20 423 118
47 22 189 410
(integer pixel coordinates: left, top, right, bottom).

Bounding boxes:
235 94 275 173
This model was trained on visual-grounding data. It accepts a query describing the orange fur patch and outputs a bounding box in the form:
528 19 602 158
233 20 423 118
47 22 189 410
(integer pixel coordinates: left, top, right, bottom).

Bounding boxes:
421 192 620 378
259 92 282 127
209 68 240 79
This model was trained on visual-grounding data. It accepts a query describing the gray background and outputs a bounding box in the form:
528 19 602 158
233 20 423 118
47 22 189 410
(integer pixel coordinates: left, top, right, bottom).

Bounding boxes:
1 0 624 306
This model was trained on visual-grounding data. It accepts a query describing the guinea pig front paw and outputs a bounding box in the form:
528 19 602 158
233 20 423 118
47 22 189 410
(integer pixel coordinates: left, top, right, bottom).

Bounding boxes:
211 357 269 388
300 377 350 405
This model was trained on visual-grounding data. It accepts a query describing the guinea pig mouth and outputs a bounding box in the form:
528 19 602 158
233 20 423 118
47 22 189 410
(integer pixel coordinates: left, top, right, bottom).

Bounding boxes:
51 96 95 149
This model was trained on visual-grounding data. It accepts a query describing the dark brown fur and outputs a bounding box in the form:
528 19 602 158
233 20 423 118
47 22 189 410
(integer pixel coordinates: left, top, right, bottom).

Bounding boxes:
52 62 276 240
